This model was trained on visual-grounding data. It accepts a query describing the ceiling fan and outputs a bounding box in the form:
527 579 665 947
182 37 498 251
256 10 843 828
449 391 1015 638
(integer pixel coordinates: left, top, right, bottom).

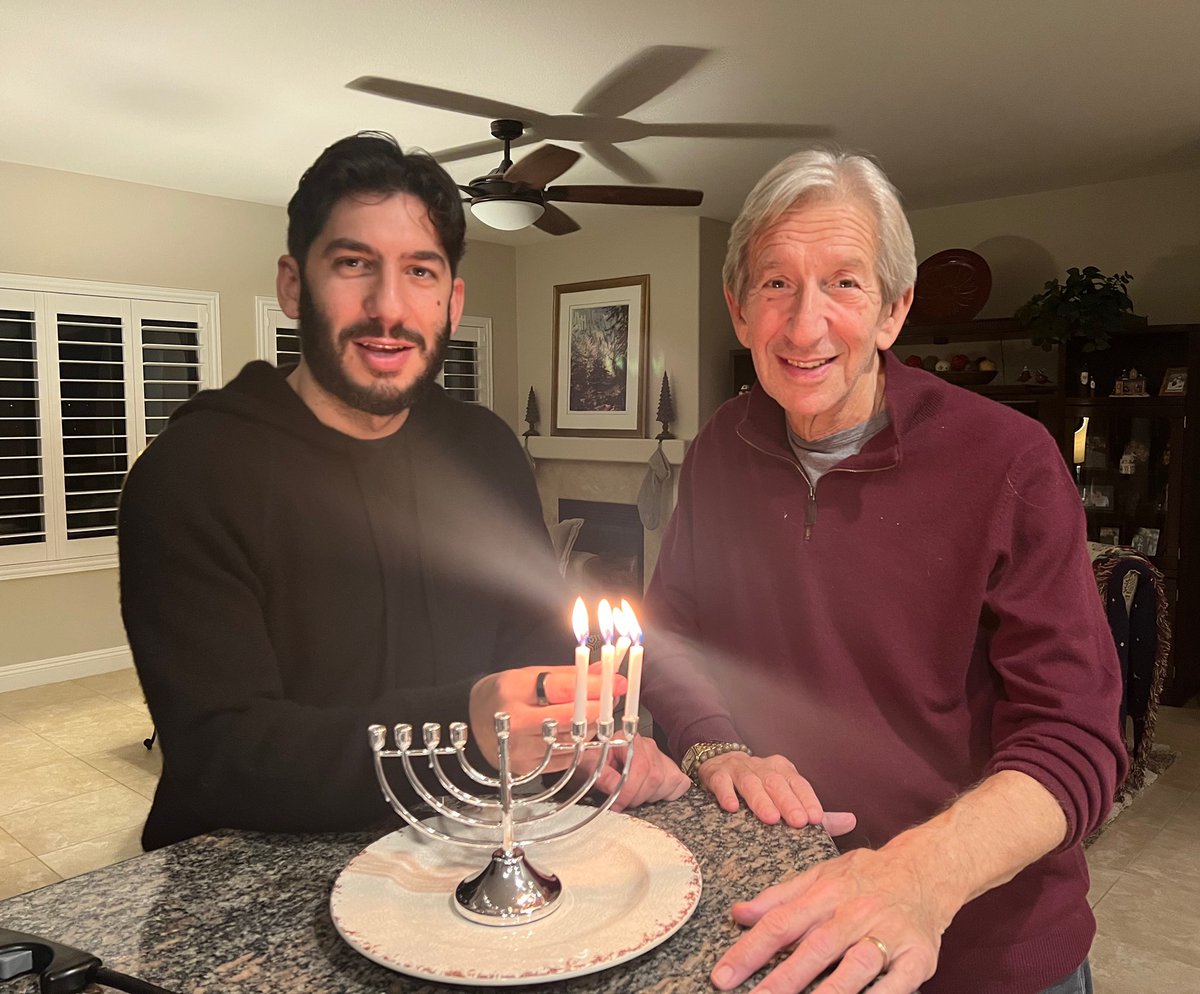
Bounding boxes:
449 118 702 235
345 45 831 232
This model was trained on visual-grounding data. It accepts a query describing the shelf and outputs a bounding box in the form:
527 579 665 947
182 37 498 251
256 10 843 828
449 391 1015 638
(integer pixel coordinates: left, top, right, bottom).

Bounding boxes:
1064 396 1185 413
898 317 1031 345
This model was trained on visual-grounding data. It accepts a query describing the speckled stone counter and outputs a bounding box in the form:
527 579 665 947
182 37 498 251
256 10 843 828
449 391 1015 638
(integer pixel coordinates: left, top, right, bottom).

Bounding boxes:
0 787 838 993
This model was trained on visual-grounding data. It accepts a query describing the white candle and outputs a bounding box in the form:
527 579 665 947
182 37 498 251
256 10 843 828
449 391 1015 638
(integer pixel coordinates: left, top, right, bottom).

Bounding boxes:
571 597 590 725
621 600 644 721
598 598 615 723
625 642 643 720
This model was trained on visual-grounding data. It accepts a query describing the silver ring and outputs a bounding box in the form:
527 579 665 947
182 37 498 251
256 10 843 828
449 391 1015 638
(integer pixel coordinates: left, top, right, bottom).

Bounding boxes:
862 935 890 972
535 671 551 707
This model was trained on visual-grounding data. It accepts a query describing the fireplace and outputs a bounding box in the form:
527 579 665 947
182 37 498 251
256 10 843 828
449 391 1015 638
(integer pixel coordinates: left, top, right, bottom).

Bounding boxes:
559 499 644 596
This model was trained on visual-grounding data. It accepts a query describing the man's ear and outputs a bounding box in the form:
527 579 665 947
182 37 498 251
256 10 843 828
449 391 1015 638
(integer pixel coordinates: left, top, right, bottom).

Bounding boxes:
724 286 752 348
875 286 914 351
276 256 302 320
447 276 466 337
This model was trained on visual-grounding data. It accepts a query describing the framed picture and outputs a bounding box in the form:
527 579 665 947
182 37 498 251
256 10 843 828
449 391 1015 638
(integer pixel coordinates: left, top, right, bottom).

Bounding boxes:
1160 367 1188 396
551 275 650 437
1131 526 1160 556
1098 526 1121 546
1080 484 1114 509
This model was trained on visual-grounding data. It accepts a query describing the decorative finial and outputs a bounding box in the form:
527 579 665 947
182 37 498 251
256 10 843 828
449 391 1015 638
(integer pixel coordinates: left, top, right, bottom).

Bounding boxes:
654 372 675 440
523 387 540 438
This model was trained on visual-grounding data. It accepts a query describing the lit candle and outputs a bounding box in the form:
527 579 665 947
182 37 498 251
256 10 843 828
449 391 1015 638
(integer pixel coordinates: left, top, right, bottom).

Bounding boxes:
621 599 644 720
612 606 632 670
571 597 590 725
598 598 615 723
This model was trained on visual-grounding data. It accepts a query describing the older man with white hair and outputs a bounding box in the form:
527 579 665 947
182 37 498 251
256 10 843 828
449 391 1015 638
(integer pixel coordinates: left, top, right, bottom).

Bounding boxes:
642 149 1126 994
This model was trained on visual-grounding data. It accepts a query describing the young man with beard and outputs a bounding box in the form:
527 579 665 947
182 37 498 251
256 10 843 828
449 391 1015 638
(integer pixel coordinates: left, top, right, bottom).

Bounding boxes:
119 133 686 850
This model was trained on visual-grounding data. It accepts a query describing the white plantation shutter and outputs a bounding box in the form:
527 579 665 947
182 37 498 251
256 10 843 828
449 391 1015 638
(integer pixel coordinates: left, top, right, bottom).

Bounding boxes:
52 294 130 552
0 276 218 577
255 297 299 366
438 316 492 408
0 290 46 562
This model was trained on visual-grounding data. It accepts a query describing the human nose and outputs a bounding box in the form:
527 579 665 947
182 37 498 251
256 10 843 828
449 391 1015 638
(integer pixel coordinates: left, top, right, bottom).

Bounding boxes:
364 265 414 332
780 284 826 345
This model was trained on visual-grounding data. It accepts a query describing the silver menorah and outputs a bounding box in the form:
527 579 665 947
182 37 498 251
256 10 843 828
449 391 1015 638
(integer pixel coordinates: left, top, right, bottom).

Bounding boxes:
368 711 639 926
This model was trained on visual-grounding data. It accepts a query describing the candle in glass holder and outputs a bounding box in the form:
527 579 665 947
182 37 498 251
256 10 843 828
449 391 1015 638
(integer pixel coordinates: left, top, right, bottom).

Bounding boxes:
597 598 615 723
571 597 590 724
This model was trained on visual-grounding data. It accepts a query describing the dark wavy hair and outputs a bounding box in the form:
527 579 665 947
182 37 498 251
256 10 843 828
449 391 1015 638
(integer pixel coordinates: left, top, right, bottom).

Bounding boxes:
286 131 466 275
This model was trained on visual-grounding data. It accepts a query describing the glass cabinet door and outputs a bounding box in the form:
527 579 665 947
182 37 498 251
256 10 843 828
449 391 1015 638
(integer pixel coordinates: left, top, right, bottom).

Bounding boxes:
1068 406 1182 570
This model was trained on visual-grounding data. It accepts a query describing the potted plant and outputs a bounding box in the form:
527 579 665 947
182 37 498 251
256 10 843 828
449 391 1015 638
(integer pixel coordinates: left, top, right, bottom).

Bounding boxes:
1015 267 1140 351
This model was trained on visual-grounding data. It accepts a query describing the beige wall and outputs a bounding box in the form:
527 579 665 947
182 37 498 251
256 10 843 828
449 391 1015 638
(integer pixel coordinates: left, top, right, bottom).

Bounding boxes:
514 214 704 442
457 239 518 429
697 217 736 425
908 167 1200 324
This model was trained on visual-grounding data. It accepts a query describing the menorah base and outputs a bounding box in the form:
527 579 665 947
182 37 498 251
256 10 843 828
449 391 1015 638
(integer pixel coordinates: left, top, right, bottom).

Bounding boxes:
453 846 562 926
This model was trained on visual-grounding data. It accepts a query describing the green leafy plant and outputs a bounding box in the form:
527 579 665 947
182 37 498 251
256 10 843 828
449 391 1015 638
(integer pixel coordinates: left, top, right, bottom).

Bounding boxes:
1015 267 1136 352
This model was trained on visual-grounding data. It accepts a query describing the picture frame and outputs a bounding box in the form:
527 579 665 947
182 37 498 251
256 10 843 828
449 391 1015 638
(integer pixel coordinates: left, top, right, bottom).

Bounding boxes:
1131 526 1160 556
551 275 650 437
1098 526 1121 546
1160 367 1188 396
1080 484 1114 510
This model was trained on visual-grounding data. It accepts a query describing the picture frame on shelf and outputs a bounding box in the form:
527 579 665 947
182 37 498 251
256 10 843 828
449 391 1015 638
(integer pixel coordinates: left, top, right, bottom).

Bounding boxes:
1080 484 1114 510
1098 526 1121 546
1160 366 1188 396
551 274 650 437
1131 526 1160 556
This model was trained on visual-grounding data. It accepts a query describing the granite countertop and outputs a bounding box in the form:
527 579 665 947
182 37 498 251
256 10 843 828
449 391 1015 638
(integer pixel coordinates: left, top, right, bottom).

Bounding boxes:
0 787 838 993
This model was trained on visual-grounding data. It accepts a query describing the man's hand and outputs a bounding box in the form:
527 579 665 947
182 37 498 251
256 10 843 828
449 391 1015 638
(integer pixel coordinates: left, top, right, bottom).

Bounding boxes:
469 663 624 774
711 845 947 994
699 752 856 836
579 735 691 811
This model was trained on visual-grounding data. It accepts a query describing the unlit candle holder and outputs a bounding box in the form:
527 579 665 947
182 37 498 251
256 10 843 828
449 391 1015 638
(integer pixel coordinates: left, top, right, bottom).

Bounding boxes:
369 711 638 927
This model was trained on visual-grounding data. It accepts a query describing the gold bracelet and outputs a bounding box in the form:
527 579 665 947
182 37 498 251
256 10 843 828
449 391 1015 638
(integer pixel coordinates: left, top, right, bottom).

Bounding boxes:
681 741 752 781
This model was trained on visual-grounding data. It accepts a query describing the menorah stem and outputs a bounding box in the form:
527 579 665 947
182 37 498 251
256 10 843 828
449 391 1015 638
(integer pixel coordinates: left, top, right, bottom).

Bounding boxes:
498 718 514 854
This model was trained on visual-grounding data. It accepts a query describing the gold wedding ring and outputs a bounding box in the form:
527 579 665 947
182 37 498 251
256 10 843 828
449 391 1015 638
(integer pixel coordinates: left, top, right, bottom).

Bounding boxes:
862 935 890 972
535 671 551 707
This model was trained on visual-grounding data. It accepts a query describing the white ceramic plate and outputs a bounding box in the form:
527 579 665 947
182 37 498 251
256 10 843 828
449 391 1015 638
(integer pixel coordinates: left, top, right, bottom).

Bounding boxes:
330 809 702 986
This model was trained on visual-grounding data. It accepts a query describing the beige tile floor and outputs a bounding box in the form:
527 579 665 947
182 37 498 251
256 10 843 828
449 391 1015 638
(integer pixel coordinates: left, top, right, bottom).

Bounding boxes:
0 671 1198 990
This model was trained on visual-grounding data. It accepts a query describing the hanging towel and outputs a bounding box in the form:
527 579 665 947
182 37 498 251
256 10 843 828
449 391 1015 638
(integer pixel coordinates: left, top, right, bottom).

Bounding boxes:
637 443 672 530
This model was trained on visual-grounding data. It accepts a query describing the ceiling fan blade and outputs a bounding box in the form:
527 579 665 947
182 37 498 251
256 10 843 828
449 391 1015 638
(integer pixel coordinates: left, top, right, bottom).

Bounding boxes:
546 185 703 207
581 141 656 185
649 122 834 139
504 144 581 188
534 203 581 236
346 76 546 124
432 134 538 165
573 46 709 118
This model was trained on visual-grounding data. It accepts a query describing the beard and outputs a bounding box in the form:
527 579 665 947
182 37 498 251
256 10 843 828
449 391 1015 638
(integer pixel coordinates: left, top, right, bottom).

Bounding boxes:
296 282 450 417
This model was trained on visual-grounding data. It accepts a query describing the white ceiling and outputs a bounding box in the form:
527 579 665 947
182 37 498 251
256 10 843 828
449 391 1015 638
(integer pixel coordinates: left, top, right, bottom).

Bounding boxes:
3 1 1198 245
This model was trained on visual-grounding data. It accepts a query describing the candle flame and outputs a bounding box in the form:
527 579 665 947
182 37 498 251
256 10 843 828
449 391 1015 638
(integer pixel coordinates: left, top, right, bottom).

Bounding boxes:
598 598 614 644
612 606 627 638
572 597 589 644
620 599 643 643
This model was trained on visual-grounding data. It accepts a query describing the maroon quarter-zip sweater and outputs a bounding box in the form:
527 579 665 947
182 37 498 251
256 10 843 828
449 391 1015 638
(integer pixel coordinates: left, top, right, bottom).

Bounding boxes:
643 350 1126 994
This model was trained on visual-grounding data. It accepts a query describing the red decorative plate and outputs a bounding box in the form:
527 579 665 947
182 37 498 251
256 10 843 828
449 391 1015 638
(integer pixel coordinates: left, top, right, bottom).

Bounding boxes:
910 249 992 324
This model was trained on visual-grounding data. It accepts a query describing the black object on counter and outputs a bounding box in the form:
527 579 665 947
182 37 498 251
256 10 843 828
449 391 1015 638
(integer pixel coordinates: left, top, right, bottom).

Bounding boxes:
0 928 181 994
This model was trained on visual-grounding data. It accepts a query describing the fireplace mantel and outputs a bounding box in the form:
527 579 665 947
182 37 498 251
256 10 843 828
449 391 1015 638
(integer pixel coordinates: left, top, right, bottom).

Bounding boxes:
524 436 689 465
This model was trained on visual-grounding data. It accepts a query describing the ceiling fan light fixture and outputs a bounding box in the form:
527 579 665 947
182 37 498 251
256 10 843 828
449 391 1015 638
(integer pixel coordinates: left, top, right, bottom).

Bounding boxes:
470 197 545 230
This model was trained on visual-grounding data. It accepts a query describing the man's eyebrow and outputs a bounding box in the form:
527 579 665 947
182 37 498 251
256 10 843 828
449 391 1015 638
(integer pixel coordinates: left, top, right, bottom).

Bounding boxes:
320 239 448 267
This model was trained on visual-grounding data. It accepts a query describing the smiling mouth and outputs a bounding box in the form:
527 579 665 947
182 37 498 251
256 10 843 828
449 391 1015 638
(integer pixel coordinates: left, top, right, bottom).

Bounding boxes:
782 356 833 369
355 341 415 354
